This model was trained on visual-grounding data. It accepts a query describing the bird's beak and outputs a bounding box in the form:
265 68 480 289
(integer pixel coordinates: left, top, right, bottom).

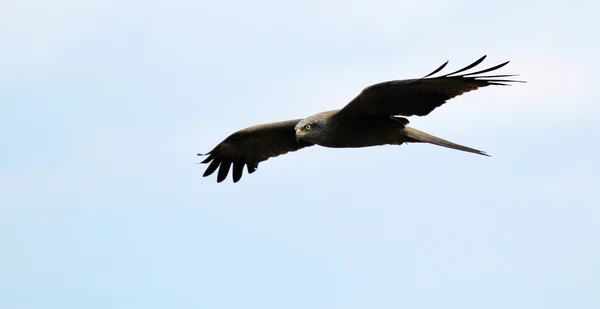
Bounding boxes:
295 129 303 142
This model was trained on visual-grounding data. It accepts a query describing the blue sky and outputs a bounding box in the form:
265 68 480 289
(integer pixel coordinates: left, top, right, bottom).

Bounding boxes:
1 1 599 308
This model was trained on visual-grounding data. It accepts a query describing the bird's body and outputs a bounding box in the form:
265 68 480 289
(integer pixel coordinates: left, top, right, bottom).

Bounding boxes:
296 110 409 148
199 55 524 183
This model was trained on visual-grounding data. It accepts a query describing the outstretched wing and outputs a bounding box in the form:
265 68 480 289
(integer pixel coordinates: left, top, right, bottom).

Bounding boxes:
333 55 524 121
198 119 314 183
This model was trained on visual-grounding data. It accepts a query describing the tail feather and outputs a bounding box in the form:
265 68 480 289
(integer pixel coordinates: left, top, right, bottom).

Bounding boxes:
402 126 490 157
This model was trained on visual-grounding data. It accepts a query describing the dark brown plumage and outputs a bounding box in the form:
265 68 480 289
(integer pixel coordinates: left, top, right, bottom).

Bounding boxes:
199 55 524 183
199 120 314 183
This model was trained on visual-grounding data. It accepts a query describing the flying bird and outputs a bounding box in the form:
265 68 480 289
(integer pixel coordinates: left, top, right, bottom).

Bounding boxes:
198 55 523 183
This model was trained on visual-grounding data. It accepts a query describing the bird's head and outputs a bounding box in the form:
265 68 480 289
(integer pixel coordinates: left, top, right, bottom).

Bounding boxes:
295 113 328 143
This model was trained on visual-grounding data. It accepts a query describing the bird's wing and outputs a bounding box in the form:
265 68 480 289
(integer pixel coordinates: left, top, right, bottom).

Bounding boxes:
333 55 524 121
198 119 314 183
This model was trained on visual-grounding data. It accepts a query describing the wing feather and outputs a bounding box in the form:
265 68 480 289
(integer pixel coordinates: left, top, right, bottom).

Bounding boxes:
198 119 314 183
232 161 244 183
442 55 488 76
203 159 221 177
334 56 524 120
217 160 232 183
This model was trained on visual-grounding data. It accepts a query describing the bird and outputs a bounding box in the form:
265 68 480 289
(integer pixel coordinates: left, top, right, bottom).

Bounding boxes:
198 55 524 183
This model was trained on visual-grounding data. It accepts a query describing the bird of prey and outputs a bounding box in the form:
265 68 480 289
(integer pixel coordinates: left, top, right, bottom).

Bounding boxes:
198 55 523 183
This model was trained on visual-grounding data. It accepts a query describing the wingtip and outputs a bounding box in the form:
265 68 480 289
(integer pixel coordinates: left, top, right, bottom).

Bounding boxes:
474 55 487 64
197 151 215 164
197 153 207 164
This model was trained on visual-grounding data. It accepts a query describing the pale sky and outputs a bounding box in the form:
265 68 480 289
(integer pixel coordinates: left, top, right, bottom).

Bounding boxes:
1 1 599 308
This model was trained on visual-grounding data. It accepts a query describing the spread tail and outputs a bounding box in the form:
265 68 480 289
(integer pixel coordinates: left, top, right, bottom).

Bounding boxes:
402 126 490 157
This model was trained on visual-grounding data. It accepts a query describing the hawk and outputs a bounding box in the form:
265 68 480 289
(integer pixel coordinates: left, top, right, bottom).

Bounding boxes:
198 55 523 183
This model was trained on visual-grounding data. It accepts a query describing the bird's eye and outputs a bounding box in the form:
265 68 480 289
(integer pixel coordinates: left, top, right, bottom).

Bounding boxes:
304 124 311 130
